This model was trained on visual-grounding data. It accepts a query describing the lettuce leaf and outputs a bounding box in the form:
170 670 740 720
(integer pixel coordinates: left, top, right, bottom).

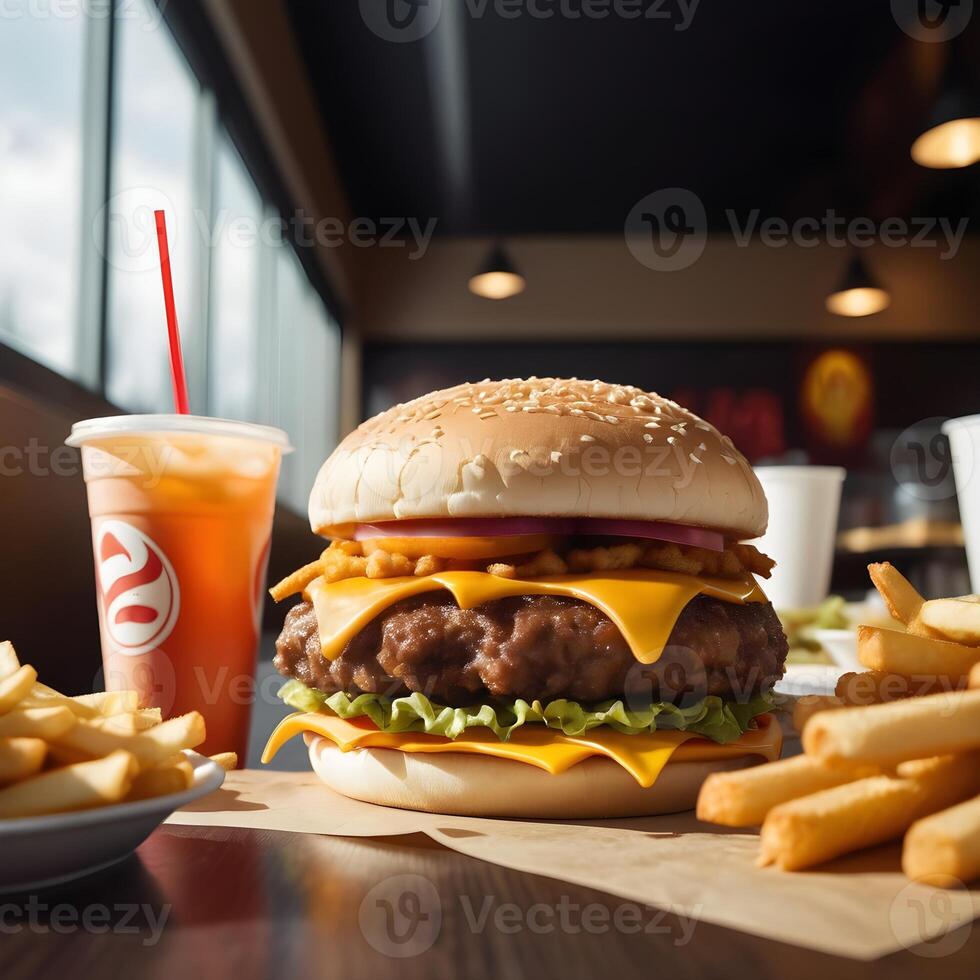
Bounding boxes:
277 678 776 744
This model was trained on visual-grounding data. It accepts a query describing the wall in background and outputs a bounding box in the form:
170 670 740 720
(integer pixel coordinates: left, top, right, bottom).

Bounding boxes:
357 238 980 342
364 339 980 442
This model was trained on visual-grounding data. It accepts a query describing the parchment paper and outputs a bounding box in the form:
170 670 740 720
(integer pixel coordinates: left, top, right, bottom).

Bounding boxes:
168 770 980 960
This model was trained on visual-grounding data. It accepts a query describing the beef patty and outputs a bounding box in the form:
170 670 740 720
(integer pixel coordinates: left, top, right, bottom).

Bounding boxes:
274 593 787 705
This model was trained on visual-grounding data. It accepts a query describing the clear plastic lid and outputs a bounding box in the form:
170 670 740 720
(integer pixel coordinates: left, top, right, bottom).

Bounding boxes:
66 414 293 452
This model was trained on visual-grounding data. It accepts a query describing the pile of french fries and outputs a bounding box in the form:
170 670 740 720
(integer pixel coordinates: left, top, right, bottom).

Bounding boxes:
697 564 980 886
0 641 235 819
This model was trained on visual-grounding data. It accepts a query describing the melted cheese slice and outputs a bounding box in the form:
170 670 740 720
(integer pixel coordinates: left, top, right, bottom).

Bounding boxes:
262 712 782 788
306 569 766 665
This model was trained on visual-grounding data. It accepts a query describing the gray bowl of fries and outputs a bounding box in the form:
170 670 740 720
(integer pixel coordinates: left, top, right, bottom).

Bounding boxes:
0 751 224 893
0 641 232 892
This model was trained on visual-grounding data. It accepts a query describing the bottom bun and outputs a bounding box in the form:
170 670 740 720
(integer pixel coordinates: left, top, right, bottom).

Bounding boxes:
306 735 758 819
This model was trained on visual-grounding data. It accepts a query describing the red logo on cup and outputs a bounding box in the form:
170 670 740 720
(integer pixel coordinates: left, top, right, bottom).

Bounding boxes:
95 520 180 655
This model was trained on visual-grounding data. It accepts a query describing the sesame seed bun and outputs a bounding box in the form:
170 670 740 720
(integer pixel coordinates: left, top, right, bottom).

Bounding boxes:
310 377 767 540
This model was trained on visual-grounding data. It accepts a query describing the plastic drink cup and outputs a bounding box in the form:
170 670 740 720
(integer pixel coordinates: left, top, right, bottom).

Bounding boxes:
67 416 291 759
942 417 980 592
751 466 846 611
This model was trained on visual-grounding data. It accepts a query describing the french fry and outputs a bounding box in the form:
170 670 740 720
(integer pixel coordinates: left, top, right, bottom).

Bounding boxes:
0 706 76 740
792 695 846 733
0 648 229 819
209 751 238 771
269 560 323 602
50 711 205 771
759 754 980 871
0 738 46 785
835 669 963 705
857 625 980 680
918 596 980 647
868 562 926 625
20 683 101 719
971 662 980 690
904 794 980 887
72 690 140 716
0 750 137 819
126 761 192 801
803 689 980 767
0 665 37 715
697 753 875 828
91 712 157 736
0 641 20 680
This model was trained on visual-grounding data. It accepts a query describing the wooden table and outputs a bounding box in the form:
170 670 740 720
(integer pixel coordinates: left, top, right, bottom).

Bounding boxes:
1 824 978 979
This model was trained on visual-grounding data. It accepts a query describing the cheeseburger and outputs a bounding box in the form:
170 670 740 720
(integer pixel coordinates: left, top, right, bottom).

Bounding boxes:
263 378 787 818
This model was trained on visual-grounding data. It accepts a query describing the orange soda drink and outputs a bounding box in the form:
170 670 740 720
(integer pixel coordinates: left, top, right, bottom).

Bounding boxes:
67 416 290 759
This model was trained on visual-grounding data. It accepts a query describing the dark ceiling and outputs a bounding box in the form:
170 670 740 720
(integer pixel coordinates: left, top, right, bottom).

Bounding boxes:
288 1 980 234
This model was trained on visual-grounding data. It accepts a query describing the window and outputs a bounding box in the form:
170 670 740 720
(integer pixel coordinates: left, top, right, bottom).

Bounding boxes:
272 247 342 513
208 133 264 422
0 12 87 378
1 2 343 514
104 0 203 413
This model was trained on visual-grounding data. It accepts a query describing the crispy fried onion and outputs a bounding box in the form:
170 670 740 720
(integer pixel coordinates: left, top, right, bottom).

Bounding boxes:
269 538 774 601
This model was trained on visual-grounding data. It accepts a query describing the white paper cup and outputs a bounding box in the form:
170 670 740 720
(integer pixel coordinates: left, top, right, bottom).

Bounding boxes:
751 466 846 611
942 416 980 592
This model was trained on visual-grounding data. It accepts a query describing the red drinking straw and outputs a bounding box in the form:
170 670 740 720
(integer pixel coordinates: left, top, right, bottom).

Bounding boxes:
153 209 190 415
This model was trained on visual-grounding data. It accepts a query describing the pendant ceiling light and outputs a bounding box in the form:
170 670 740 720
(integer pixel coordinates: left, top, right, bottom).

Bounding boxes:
825 252 890 317
468 244 526 300
911 45 980 169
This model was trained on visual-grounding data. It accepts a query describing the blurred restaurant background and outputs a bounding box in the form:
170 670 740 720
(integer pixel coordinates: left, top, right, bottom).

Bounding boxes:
1 0 979 708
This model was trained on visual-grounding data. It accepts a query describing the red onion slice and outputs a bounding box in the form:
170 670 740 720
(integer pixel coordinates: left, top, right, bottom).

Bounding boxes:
353 517 723 551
